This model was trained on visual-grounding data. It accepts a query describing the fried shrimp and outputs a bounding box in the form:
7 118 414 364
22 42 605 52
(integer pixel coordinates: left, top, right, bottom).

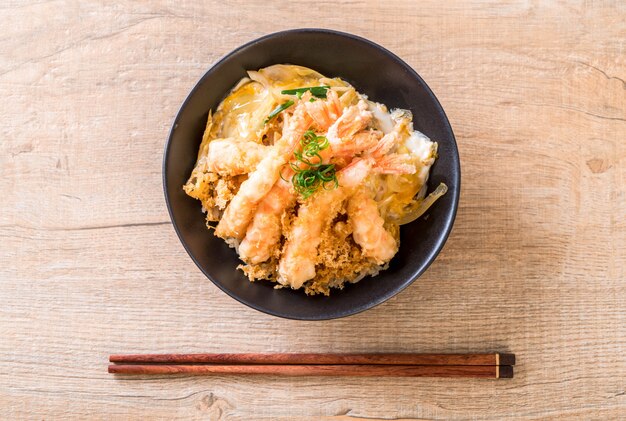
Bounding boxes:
277 180 348 289
237 176 295 264
347 186 398 264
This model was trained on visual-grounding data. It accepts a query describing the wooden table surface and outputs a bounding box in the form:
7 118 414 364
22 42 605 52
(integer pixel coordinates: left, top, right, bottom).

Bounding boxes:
2 1 624 419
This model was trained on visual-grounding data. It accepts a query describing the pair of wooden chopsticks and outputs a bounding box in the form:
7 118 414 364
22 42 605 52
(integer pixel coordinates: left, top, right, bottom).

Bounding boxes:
109 353 515 378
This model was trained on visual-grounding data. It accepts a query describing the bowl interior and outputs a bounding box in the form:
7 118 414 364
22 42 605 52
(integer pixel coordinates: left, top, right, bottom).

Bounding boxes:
164 29 460 320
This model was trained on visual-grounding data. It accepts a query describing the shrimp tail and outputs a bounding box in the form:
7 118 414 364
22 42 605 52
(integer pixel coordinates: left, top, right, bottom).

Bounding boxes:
331 129 382 159
304 89 343 130
327 100 372 144
374 154 416 175
367 131 399 158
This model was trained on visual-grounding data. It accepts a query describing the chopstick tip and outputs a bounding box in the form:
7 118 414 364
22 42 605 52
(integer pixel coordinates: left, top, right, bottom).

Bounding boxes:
499 365 514 379
499 353 516 366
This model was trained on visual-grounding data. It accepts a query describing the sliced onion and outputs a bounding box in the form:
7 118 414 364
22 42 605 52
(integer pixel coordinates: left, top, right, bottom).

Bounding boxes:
396 183 448 225
415 181 428 200
247 70 283 101
249 65 325 102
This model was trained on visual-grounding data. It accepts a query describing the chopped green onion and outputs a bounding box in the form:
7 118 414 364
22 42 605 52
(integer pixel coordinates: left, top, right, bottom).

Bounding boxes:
264 100 294 124
281 86 331 99
286 130 339 198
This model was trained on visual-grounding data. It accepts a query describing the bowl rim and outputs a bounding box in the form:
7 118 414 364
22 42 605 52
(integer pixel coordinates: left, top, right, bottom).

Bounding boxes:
163 28 461 320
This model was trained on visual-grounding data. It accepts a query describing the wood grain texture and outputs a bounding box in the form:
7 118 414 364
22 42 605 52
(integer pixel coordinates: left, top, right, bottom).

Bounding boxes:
1 0 624 419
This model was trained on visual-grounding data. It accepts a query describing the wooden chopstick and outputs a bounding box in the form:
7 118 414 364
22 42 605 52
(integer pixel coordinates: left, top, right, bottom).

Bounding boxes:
108 353 515 378
108 363 514 378
109 352 515 366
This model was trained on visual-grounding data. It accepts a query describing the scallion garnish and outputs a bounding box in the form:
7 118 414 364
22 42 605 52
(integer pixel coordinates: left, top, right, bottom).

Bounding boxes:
281 86 331 99
287 130 338 199
264 100 294 124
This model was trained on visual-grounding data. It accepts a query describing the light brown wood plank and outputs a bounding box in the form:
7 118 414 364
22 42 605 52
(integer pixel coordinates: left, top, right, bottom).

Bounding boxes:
1 0 625 419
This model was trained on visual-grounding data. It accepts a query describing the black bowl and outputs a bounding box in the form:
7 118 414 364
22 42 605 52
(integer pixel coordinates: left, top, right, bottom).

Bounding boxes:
163 29 460 320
